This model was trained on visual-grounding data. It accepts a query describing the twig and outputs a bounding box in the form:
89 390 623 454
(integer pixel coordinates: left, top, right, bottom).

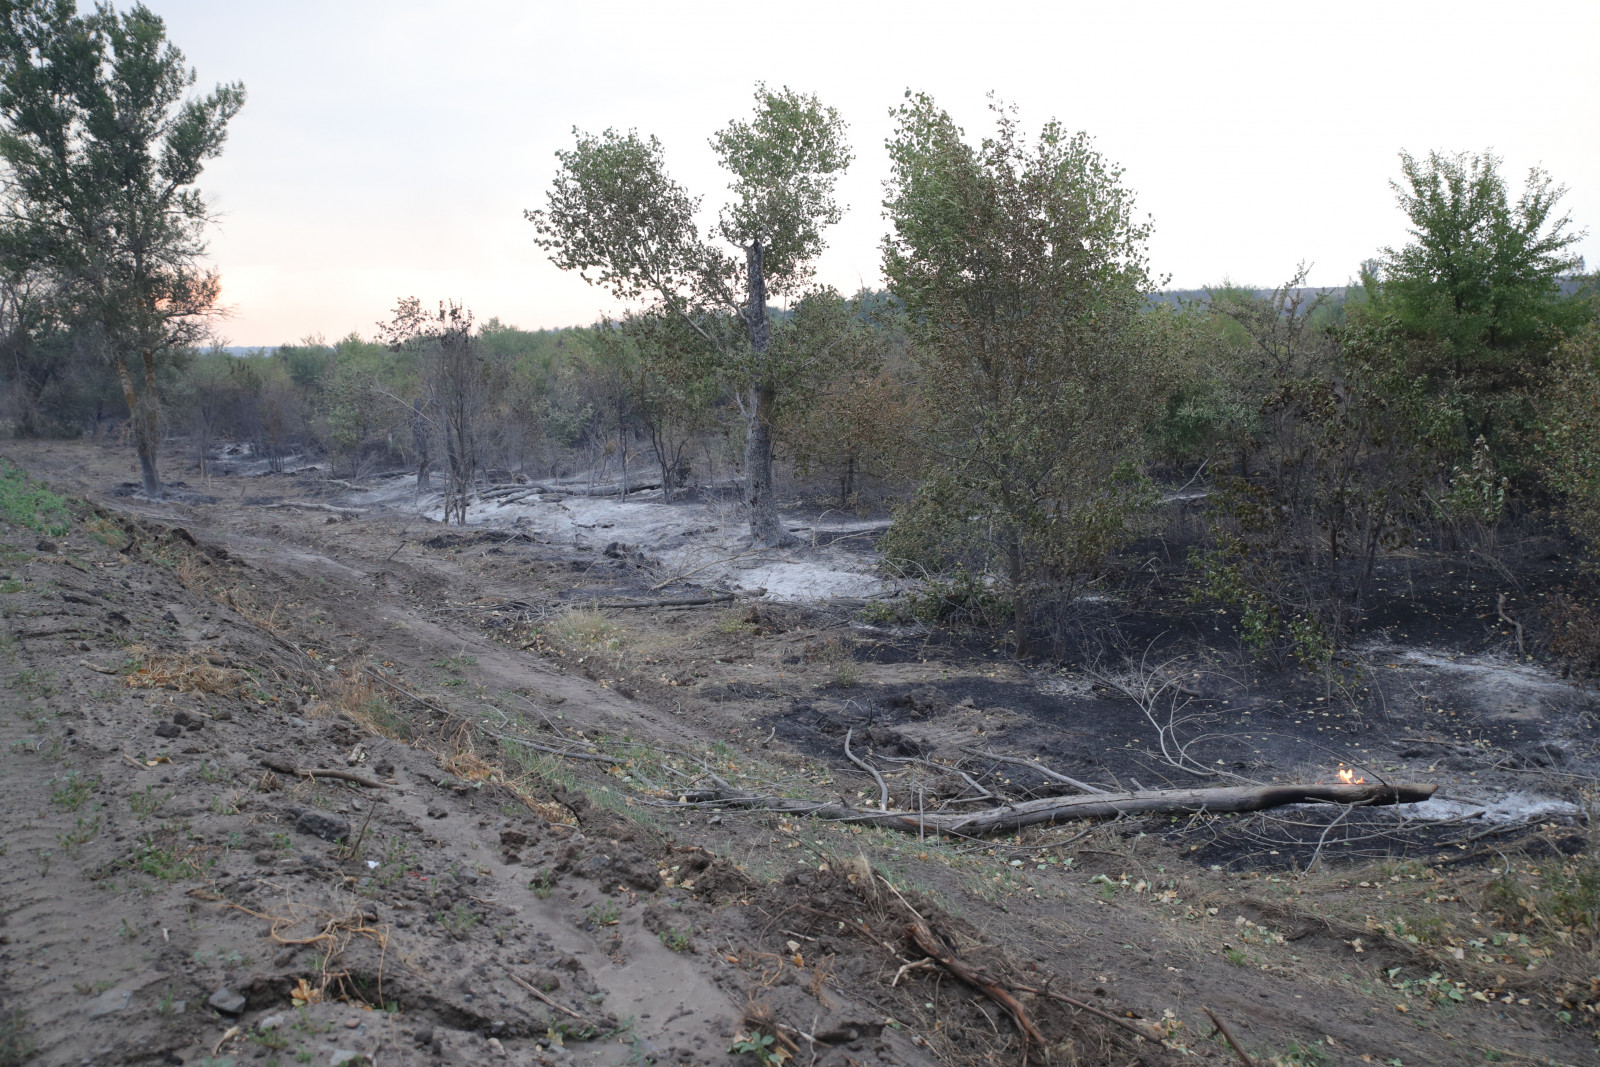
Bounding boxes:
959 747 1108 795
1013 984 1162 1044
843 727 889 811
258 755 387 789
905 920 1043 1052
1202 1006 1254 1066
501 965 587 1020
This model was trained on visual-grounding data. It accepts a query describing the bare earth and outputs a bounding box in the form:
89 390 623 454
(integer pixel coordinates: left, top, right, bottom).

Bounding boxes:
0 437 1595 1067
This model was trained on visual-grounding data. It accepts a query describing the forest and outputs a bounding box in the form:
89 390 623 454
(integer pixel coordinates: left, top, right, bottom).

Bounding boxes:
1 77 1595 671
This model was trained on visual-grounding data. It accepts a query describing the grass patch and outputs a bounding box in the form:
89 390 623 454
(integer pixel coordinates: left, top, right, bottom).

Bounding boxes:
0 459 70 536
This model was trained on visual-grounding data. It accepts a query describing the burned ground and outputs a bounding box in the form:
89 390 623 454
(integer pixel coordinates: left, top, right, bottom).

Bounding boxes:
0 438 1596 1067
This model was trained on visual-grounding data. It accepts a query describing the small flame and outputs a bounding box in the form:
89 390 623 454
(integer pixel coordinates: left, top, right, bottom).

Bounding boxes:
1337 766 1365 785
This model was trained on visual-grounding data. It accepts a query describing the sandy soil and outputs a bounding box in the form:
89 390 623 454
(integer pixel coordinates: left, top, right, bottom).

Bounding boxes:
1 437 1596 1067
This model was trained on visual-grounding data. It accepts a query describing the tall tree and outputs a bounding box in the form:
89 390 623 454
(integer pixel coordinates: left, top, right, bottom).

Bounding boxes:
0 0 244 496
529 84 852 547
879 94 1164 653
1372 150 1586 452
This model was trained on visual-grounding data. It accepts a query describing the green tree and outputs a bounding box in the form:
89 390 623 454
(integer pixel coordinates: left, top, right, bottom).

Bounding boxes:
0 0 244 496
1372 150 1586 448
878 94 1165 652
529 83 852 547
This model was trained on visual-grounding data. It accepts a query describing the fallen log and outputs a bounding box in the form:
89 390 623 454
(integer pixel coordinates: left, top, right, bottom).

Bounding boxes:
596 587 765 610
660 781 1438 836
258 501 366 516
259 755 387 789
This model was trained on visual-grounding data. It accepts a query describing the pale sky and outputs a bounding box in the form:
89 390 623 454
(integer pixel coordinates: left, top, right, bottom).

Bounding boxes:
139 0 1600 346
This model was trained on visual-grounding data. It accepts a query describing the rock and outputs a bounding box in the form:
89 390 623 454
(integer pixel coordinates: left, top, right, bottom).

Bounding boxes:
253 849 277 865
172 710 193 727
35 539 56 553
212 708 233 722
499 828 528 847
294 810 351 842
427 806 448 819
412 1026 434 1048
161 610 180 624
207 987 247 1015
154 723 182 739
257 1012 288 1031
329 1051 367 1066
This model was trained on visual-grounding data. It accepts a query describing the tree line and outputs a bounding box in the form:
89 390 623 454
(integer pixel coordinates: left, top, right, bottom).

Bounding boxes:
0 4 1597 666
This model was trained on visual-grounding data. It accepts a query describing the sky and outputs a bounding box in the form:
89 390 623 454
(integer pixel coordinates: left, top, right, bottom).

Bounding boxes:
136 0 1600 347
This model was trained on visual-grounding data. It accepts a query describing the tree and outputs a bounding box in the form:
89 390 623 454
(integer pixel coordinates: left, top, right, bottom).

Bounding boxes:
1373 150 1587 447
529 83 852 547
878 95 1165 652
0 0 244 496
379 299 489 525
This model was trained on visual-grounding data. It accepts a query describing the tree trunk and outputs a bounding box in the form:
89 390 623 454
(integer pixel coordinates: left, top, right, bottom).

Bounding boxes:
743 241 788 548
413 400 430 491
112 352 162 498
689 780 1438 837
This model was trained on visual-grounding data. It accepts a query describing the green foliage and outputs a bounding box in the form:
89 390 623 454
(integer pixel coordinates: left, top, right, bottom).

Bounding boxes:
0 460 69 535
657 927 692 953
729 1031 785 1065
1542 325 1600 549
0 1 245 493
880 94 1164 648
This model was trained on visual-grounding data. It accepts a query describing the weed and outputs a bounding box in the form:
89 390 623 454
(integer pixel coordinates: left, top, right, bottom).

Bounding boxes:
585 901 621 928
127 834 209 880
1272 1041 1331 1066
118 918 140 940
50 770 96 810
0 1007 36 1067
57 814 100 851
270 832 291 852
430 654 477 672
437 902 481 937
1224 948 1247 966
0 459 71 536
198 761 231 784
529 871 556 899
129 785 169 819
250 1028 290 1051
658 927 692 953
10 668 55 697
210 794 240 816
729 1031 784 1065
0 580 21 594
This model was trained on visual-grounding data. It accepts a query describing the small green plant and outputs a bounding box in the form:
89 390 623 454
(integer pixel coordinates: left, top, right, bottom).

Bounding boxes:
1224 948 1247 966
128 834 208 880
270 832 292 852
437 902 481 937
210 794 240 816
57 814 100 851
529 871 555 899
250 1027 290 1051
129 785 169 819
50 770 96 810
657 927 692 953
198 761 231 784
0 1007 37 1067
10 668 56 698
118 918 140 940
1274 1041 1331 1066
729 1031 786 1065
584 901 621 928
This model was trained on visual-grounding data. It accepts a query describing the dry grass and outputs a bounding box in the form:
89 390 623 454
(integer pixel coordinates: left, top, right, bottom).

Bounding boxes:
217 585 286 636
122 646 248 697
554 606 626 650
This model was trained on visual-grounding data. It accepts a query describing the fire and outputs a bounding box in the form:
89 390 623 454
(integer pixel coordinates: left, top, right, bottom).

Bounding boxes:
1337 765 1365 785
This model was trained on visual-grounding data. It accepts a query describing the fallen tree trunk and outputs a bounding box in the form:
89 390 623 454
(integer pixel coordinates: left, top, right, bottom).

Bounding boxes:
258 501 366 516
666 781 1438 836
